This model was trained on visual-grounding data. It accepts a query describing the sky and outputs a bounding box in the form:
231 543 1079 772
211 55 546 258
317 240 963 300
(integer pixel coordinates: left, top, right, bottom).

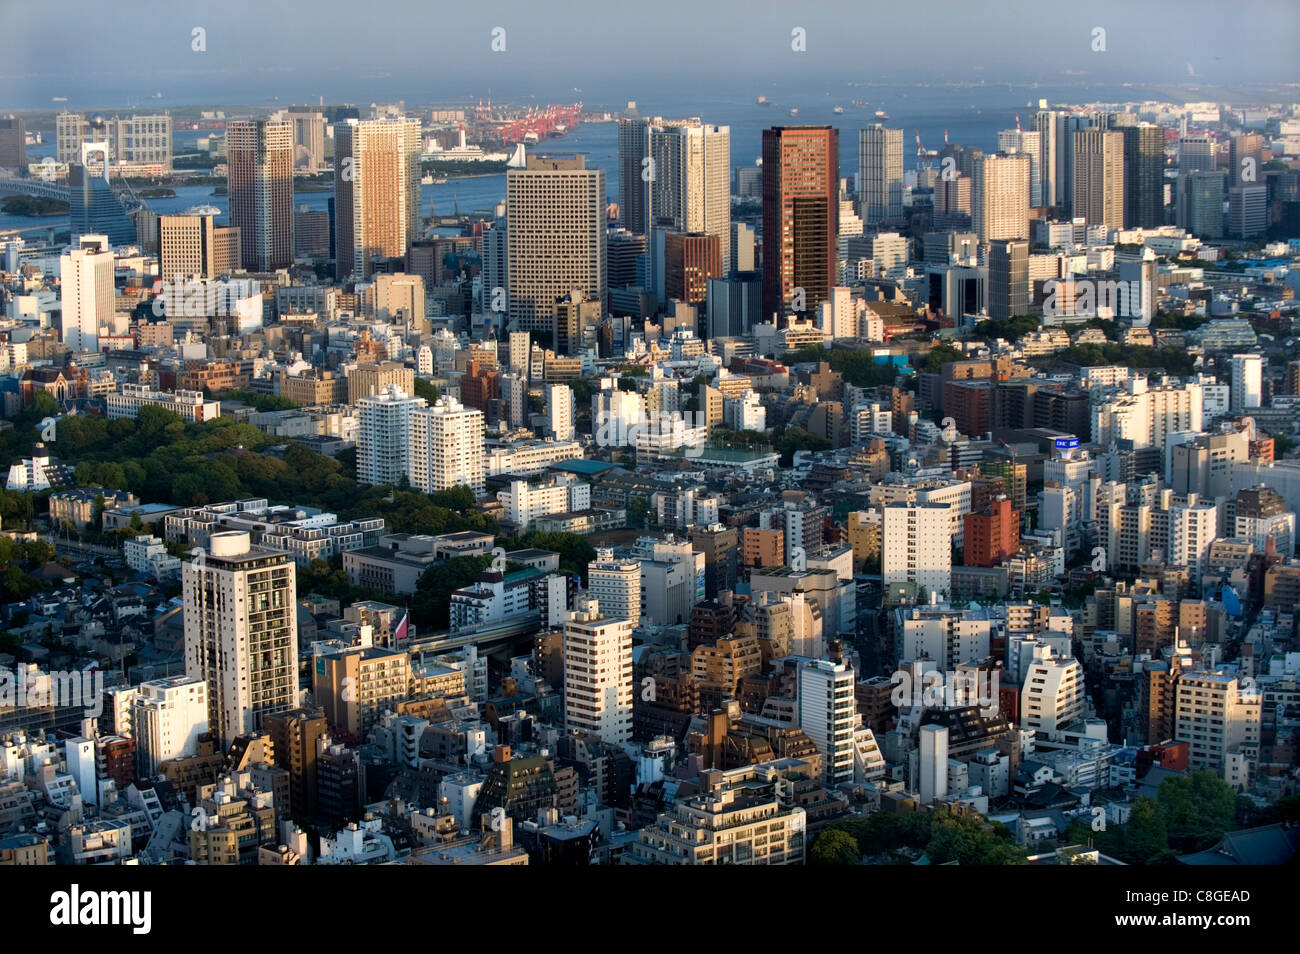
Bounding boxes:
2 0 1298 109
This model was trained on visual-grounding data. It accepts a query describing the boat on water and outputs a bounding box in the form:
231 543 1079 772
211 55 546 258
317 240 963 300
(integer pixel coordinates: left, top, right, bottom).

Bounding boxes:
757 96 770 106
833 106 845 114
851 99 869 108
789 108 799 117
875 109 889 119
420 174 448 185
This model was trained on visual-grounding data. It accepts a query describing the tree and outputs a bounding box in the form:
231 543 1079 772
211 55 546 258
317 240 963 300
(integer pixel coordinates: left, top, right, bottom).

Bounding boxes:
1158 770 1236 853
1122 796 1169 864
411 555 494 629
809 829 859 865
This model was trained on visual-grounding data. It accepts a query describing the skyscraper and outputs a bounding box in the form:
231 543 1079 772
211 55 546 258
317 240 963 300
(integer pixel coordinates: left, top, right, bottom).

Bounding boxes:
409 396 485 495
858 124 904 223
227 119 294 272
545 383 574 441
1122 125 1165 228
283 106 328 172
997 128 1044 207
1072 130 1125 230
183 531 298 747
507 155 606 334
617 104 649 234
1030 110 1060 208
647 120 732 276
1230 353 1263 412
761 125 839 321
59 235 113 353
1176 170 1225 238
0 117 26 170
334 117 422 281
69 142 135 245
972 153 1030 244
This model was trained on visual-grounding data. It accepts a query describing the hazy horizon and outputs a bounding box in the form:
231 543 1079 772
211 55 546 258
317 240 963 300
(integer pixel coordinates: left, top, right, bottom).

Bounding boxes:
3 0 1298 111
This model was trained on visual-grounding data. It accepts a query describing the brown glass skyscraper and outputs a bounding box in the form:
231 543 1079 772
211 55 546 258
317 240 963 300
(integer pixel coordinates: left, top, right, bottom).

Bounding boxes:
761 126 838 322
227 120 294 271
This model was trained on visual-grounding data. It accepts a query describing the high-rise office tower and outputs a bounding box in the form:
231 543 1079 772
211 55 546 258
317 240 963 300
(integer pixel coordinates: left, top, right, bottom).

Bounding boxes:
1176 170 1225 238
183 531 298 747
563 598 634 745
988 239 1029 320
1072 130 1125 230
858 124 904 223
1230 353 1263 412
508 330 530 373
409 396 485 495
0 117 26 170
1178 135 1216 173
1122 125 1165 228
334 117 422 281
106 115 173 170
69 142 136 245
57 111 92 164
617 104 650 234
60 235 113 353
159 212 241 280
227 119 295 271
761 126 839 321
482 219 508 313
506 155 607 334
1228 184 1268 238
283 106 328 172
732 221 756 273
647 120 732 272
663 231 721 308
797 658 856 788
356 384 427 487
1229 133 1264 187
972 153 1030 244
997 128 1044 207
1030 110 1060 208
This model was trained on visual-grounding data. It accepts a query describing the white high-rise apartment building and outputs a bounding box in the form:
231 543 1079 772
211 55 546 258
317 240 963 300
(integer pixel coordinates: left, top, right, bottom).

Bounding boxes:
409 396 485 495
918 724 949 805
647 120 732 271
972 154 1030 244
508 331 530 373
1019 643 1083 737
131 675 208 776
1165 502 1218 582
797 658 857 787
857 125 904 224
60 234 113 352
545 383 574 441
563 598 634 745
997 128 1044 207
587 548 642 626
1091 378 1203 449
356 385 426 487
183 531 298 746
507 155 606 333
1229 353 1263 412
882 502 952 596
1175 671 1261 787
817 286 857 339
